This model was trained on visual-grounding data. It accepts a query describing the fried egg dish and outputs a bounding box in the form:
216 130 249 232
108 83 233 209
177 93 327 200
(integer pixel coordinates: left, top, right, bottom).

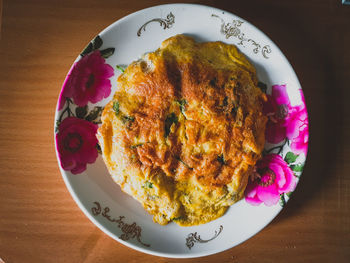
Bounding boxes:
97 34 267 226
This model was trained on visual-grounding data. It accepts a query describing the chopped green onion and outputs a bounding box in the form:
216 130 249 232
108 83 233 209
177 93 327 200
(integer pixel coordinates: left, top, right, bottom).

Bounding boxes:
164 112 178 137
143 181 153 189
113 101 119 116
116 65 125 73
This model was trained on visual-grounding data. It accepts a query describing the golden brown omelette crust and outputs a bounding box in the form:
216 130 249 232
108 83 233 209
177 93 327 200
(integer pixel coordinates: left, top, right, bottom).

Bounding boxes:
98 34 267 225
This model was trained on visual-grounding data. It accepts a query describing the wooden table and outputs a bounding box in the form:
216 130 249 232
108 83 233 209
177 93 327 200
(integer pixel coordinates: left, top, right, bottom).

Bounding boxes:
0 0 349 262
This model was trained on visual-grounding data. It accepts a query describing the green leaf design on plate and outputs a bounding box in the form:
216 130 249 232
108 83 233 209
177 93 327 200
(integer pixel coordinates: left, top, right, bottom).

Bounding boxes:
290 164 304 172
85 106 103 123
279 194 286 207
75 105 88 119
100 47 115 59
81 42 93 57
80 35 103 57
55 120 61 133
92 35 103 50
284 152 298 164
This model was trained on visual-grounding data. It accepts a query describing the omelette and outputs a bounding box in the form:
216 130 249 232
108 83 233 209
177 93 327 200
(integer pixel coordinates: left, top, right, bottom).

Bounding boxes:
97 35 267 226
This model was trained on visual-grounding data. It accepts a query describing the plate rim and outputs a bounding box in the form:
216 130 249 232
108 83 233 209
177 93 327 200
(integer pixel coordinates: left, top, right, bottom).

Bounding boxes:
54 3 307 258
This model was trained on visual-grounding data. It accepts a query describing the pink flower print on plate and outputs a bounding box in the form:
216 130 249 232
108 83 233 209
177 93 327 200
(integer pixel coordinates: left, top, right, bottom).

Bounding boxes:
61 50 114 107
56 117 98 174
245 154 297 206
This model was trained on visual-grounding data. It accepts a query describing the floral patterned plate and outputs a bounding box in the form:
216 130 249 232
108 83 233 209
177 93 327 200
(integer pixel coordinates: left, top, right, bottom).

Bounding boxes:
54 4 308 258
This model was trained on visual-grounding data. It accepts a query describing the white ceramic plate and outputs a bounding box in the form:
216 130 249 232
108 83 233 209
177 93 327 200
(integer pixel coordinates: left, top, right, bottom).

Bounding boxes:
54 4 308 258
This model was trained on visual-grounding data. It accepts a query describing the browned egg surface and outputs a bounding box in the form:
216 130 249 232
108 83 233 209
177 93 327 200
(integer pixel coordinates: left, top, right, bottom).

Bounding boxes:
97 34 267 226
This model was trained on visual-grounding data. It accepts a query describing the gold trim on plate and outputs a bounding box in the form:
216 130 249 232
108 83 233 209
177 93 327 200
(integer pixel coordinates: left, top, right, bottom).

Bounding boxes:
212 14 271 59
186 225 223 249
91 202 150 247
137 12 175 37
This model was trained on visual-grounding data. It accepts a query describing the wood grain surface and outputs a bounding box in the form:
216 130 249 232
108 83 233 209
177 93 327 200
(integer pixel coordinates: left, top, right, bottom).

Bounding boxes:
0 0 349 262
